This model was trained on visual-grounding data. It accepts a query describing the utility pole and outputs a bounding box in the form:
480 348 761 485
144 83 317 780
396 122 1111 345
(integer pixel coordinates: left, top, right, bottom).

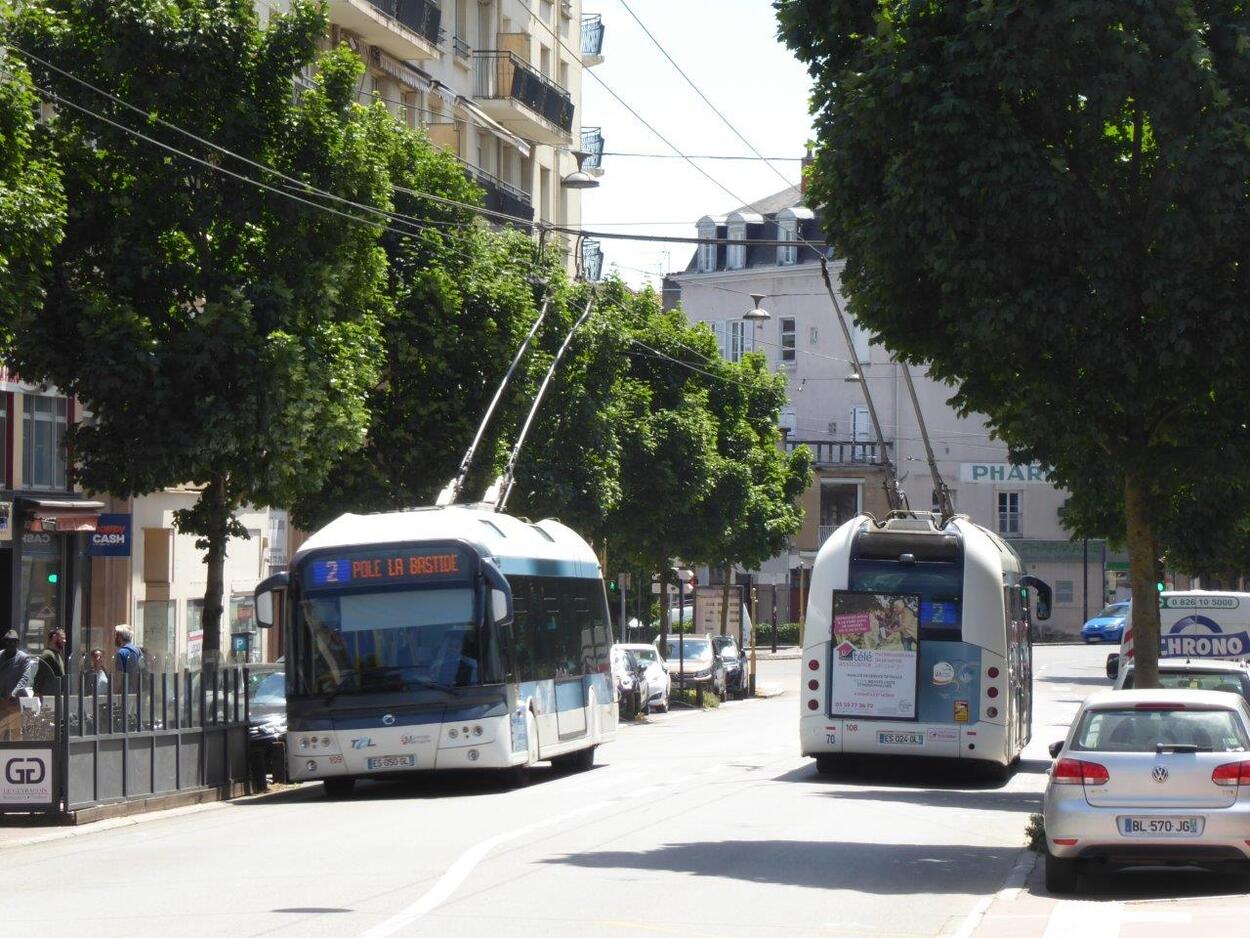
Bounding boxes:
619 571 627 644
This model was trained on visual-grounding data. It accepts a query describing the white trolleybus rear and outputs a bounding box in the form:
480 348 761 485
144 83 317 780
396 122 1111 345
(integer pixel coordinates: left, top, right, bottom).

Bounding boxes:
254 506 616 797
800 512 1052 777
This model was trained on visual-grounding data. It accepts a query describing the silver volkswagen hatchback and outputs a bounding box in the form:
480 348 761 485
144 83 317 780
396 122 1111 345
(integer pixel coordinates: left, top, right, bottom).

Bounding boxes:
1043 689 1250 893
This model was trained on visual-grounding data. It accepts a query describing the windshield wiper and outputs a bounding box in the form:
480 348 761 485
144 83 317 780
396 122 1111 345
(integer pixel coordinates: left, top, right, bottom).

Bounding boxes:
1155 743 1210 753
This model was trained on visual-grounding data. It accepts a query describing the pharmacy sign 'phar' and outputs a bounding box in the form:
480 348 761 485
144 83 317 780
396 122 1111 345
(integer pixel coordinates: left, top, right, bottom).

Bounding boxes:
959 464 1050 484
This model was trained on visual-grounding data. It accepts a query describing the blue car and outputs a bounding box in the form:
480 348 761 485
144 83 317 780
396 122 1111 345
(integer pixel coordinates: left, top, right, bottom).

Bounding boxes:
1080 602 1129 643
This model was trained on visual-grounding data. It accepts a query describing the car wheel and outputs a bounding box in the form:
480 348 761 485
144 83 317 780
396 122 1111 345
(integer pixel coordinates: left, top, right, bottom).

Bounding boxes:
323 777 355 799
1044 850 1079 894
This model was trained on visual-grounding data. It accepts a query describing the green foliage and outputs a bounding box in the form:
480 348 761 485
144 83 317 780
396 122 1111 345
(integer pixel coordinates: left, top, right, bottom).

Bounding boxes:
778 0 1250 685
0 41 64 351
1026 813 1046 853
7 0 388 659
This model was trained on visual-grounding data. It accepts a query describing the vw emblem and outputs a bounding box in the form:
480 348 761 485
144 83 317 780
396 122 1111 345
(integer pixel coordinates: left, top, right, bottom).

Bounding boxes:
381 714 396 727
1152 766 1169 783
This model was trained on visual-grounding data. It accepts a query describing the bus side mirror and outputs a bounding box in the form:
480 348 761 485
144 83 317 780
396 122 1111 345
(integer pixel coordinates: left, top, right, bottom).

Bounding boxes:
483 563 513 626
253 571 289 629
1021 575 1052 621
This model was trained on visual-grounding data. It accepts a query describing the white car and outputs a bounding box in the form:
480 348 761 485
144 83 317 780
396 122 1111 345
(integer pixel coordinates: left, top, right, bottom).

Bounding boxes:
617 642 670 712
1114 659 1250 706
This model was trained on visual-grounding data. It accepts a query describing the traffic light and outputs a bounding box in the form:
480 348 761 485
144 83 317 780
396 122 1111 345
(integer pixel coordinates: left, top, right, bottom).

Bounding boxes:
1154 557 1166 593
46 571 58 585
607 578 619 594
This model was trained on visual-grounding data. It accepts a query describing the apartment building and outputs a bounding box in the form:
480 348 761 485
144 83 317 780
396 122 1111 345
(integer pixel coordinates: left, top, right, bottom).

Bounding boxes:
664 182 1100 639
256 0 607 274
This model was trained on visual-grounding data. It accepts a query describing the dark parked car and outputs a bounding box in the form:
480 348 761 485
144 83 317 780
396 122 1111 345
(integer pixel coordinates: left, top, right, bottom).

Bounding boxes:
659 635 727 698
246 667 287 787
711 635 749 700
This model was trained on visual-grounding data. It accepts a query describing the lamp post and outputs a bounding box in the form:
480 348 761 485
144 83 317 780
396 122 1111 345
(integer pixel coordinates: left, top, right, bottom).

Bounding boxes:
560 149 599 190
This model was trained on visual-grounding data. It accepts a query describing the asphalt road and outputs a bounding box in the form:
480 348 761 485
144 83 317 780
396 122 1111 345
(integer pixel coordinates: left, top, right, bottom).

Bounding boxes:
3 645 1114 938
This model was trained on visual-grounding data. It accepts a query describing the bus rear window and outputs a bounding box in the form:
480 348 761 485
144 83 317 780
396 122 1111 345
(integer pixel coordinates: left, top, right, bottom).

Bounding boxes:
848 560 962 641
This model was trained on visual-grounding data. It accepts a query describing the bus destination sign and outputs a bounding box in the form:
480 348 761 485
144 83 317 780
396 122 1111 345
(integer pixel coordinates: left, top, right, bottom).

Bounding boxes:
307 548 469 588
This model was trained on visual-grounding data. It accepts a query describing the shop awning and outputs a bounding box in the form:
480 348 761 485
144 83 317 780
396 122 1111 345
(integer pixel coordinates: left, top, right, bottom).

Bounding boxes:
17 498 106 534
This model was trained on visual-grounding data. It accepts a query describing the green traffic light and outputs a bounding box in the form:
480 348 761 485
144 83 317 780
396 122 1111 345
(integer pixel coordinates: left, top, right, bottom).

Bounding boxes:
47 572 58 585
1156 581 1165 592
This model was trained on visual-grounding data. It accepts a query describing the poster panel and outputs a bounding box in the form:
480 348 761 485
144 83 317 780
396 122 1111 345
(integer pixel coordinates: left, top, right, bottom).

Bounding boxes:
829 591 921 720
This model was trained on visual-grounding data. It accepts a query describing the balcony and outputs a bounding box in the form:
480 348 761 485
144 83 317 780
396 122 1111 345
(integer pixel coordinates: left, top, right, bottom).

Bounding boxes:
463 163 534 228
582 239 604 281
581 126 605 175
473 50 574 145
581 13 605 66
330 0 442 61
453 35 471 61
783 438 892 467
818 524 836 546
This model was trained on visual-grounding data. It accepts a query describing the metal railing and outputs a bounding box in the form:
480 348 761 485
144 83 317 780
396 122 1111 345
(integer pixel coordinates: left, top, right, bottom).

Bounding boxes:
783 438 891 467
581 126 604 168
462 162 534 226
367 0 442 46
473 51 574 133
581 13 605 56
453 35 471 59
582 238 604 281
818 524 836 545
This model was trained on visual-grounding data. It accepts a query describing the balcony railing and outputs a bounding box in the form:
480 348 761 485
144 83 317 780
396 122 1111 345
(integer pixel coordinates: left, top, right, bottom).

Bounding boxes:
818 524 836 545
581 14 605 57
367 0 442 46
453 35 471 60
582 239 604 281
581 126 604 169
783 438 891 467
462 162 534 227
473 51 574 133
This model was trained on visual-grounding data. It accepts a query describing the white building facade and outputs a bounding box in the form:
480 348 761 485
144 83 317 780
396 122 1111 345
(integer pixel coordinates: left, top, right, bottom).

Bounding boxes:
666 184 1108 639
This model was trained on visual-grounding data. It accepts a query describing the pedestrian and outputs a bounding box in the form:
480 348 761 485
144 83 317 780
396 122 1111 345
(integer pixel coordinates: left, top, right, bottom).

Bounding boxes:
85 648 109 694
0 629 36 698
33 626 66 697
113 623 145 688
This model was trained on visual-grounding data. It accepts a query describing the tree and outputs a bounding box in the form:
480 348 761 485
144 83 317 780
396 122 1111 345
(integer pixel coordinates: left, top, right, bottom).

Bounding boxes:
0 40 63 352
778 0 1250 687
9 0 390 665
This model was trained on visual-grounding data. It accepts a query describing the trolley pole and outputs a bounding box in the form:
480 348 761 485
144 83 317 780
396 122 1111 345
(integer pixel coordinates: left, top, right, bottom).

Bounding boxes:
749 585 758 697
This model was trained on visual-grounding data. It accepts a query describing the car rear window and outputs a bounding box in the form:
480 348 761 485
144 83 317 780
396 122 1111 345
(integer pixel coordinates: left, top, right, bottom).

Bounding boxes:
1123 671 1250 699
1072 707 1250 753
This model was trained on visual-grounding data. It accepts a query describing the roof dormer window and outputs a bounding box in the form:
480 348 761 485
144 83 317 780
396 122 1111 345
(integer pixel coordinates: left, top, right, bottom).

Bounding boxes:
695 215 722 272
725 211 760 270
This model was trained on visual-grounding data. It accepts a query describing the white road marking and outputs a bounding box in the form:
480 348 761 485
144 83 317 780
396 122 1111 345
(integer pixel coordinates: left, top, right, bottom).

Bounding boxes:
1041 899 1122 938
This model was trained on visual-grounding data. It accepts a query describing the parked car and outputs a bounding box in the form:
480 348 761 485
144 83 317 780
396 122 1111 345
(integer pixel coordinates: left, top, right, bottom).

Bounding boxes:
617 643 670 712
246 666 287 787
657 635 727 698
1114 659 1250 705
1043 689 1250 893
711 635 749 700
1081 602 1129 644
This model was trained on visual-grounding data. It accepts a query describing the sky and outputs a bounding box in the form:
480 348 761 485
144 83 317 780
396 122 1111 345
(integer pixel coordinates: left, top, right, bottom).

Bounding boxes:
577 0 816 289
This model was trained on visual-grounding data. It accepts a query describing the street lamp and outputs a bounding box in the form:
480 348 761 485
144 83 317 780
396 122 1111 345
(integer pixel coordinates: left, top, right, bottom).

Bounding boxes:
743 293 770 323
561 150 599 190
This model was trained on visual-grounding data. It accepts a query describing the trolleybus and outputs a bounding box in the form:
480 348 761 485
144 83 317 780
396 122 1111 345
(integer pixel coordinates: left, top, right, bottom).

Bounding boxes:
254 505 616 796
799 512 1051 777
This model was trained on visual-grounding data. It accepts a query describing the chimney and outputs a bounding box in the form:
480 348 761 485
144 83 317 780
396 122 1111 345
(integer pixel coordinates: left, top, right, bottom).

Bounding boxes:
800 145 814 200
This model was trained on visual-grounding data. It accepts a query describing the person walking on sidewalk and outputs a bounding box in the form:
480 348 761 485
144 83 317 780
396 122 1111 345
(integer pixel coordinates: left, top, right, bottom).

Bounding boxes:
33 626 66 697
114 624 146 692
0 629 36 698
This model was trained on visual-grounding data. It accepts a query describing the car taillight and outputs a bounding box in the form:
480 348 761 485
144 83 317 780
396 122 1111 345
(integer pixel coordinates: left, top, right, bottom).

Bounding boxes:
1052 757 1110 786
1212 761 1250 787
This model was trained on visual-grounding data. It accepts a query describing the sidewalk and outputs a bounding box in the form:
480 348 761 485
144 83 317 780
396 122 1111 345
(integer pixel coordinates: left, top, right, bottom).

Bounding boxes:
969 851 1250 937
752 645 801 661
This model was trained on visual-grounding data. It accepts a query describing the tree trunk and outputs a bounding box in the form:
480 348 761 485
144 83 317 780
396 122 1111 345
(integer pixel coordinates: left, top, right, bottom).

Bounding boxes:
199 478 230 672
1124 471 1161 689
719 566 731 636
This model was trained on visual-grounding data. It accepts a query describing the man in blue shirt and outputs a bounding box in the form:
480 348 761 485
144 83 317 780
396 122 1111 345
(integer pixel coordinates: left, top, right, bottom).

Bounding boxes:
113 624 144 680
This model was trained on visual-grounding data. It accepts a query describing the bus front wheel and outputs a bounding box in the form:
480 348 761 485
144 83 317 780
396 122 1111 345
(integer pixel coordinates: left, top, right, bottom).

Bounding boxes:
323 777 356 799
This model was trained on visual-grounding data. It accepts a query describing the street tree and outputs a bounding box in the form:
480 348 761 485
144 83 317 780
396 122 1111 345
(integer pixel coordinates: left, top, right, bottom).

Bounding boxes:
778 1 1250 687
0 40 63 352
8 0 390 665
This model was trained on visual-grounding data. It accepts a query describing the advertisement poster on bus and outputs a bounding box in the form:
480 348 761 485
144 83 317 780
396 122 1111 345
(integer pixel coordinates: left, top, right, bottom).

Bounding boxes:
830 591 921 720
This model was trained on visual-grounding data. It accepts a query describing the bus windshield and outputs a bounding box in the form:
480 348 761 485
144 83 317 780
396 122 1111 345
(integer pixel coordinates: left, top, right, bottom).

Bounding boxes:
848 560 963 641
298 587 482 696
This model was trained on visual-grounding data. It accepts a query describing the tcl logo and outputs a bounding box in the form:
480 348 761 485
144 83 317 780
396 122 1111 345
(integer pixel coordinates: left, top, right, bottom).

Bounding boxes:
5 757 46 785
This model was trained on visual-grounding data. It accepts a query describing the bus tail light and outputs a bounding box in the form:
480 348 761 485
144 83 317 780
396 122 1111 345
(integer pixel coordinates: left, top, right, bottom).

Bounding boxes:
808 659 819 671
987 686 999 699
807 700 819 711
987 666 1000 679
1052 758 1109 786
986 706 998 718
1212 761 1250 787
808 679 819 691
